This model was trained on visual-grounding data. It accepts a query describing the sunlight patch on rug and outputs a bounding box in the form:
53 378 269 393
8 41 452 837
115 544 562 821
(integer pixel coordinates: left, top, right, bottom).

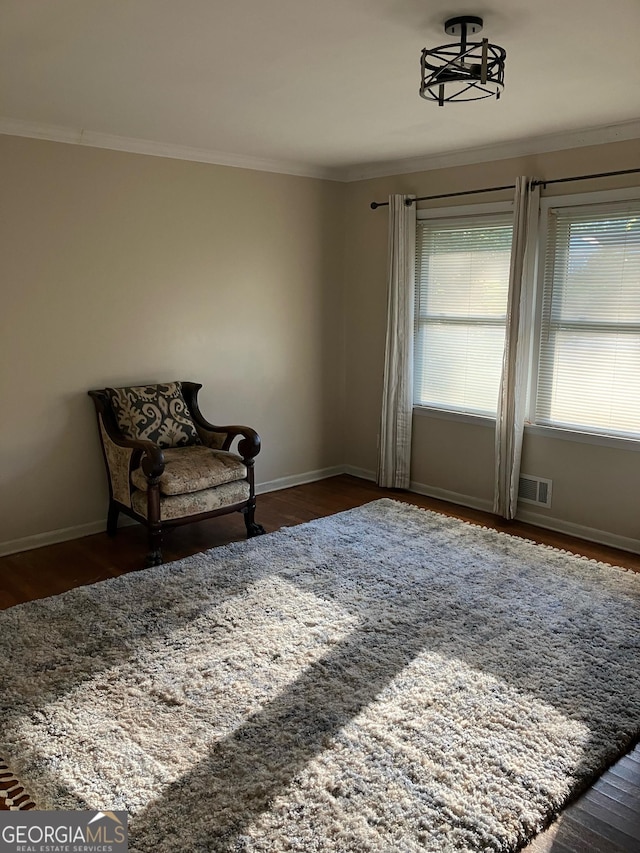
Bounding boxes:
1 499 639 852
241 653 593 851
3 576 358 814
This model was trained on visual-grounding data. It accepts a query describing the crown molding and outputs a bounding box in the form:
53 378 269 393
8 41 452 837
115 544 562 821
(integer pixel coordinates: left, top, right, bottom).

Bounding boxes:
337 119 640 182
0 117 337 181
2 116 640 185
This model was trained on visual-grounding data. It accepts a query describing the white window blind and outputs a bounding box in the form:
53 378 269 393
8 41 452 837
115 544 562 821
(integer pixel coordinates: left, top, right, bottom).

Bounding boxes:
414 213 513 416
535 201 640 438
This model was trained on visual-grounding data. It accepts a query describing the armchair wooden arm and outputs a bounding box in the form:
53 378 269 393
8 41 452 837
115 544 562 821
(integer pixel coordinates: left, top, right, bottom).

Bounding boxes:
181 382 261 462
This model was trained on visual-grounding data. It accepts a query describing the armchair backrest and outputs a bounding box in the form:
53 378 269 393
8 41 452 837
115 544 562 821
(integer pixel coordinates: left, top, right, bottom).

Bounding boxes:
102 382 202 448
89 381 232 454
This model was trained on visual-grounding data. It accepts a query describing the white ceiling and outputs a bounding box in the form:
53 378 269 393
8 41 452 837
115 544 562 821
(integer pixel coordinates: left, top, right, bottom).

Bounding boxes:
2 0 640 180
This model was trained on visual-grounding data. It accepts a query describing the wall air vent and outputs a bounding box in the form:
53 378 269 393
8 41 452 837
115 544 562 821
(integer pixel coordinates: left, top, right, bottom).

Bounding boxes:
518 474 552 508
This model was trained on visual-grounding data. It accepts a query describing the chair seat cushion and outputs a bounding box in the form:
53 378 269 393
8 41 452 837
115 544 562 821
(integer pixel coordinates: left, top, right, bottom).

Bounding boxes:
131 480 250 521
131 446 247 496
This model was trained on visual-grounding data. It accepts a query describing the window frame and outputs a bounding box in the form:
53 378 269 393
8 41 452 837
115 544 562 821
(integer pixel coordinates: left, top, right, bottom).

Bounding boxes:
526 186 640 445
414 200 514 423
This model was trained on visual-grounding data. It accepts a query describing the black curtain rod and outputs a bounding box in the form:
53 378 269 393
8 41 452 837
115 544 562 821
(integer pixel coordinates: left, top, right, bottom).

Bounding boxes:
369 166 640 209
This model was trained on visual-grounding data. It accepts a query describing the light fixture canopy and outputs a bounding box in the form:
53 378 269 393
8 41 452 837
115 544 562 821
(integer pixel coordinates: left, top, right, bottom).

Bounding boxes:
420 15 506 106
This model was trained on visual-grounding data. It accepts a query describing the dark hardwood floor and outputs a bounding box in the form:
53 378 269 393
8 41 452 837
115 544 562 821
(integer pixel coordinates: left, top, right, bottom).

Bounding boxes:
1 475 638 850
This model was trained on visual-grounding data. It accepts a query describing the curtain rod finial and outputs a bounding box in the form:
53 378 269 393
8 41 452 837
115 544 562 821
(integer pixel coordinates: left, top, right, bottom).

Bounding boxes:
370 201 380 209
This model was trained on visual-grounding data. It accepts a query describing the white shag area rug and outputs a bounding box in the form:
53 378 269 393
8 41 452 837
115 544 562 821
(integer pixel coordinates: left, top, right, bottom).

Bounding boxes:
1 499 639 852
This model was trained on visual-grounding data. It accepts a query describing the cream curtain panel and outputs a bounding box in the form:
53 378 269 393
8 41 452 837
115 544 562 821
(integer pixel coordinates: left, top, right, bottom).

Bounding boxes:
494 177 541 518
377 194 416 489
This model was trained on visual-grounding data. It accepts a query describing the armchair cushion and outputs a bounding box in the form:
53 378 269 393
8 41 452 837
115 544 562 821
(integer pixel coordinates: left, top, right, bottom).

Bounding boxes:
107 382 201 448
131 446 247 495
131 480 251 521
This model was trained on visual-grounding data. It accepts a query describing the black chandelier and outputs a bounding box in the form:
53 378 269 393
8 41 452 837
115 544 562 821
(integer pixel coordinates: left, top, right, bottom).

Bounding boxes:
420 16 506 106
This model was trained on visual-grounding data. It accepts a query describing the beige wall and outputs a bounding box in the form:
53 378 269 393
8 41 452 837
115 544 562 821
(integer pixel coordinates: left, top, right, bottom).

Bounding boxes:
343 139 640 548
2 133 639 553
0 135 345 549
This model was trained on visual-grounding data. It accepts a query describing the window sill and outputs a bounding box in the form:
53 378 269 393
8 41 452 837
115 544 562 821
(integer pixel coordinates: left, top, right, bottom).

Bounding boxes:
413 406 495 429
524 423 640 452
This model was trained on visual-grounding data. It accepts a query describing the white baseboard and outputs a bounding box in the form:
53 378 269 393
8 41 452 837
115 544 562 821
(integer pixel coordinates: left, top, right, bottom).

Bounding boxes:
357 474 640 555
0 468 344 558
343 465 376 482
515 509 640 556
256 466 344 495
343 469 493 514
409 481 494 514
410 481 640 554
2 466 637 558
0 520 107 558
0 516 139 559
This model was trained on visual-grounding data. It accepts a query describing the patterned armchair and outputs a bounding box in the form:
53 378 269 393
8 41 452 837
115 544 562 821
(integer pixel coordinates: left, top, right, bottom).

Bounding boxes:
88 381 265 567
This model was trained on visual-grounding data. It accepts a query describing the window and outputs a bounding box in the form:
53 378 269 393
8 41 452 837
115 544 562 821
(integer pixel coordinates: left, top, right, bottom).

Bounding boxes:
534 199 640 439
414 209 513 416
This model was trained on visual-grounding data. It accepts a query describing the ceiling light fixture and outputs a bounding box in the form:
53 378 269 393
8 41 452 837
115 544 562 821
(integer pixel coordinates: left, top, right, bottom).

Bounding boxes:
420 15 506 106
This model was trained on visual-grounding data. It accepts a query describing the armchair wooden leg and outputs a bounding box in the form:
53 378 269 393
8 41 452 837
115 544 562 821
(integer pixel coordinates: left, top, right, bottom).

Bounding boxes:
146 482 163 567
146 523 163 567
243 504 266 538
107 502 119 537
